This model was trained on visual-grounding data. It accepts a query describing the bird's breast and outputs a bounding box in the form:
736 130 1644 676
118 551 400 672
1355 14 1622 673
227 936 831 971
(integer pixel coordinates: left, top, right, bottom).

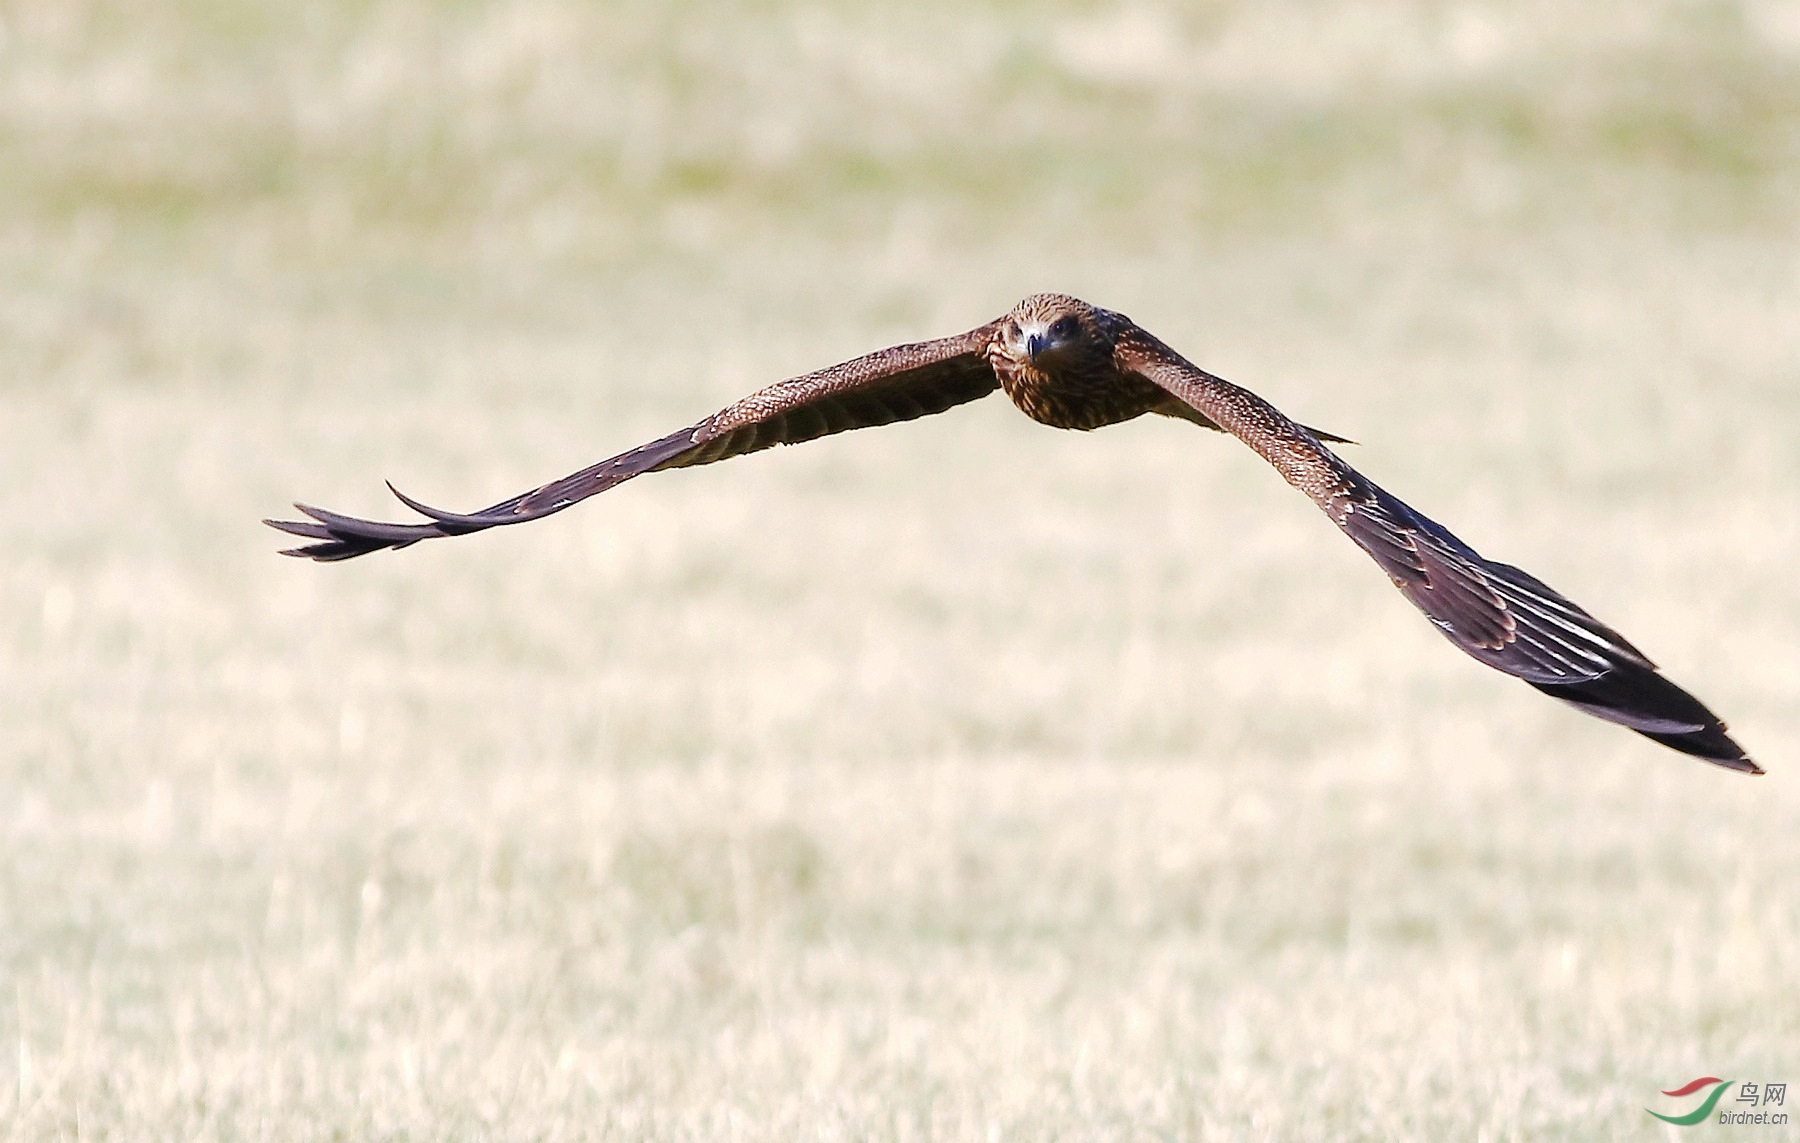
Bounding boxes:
989 353 1169 431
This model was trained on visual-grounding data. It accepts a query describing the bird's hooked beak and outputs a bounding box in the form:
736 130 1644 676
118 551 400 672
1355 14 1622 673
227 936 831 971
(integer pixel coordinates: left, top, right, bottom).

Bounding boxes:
1024 330 1049 360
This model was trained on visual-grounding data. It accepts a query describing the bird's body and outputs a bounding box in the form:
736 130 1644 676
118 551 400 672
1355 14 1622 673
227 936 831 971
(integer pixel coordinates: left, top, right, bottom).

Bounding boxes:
269 293 1759 773
988 296 1153 429
992 347 1165 430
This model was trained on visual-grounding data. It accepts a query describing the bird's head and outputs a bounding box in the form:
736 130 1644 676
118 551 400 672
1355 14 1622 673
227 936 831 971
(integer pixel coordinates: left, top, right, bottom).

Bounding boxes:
999 294 1117 369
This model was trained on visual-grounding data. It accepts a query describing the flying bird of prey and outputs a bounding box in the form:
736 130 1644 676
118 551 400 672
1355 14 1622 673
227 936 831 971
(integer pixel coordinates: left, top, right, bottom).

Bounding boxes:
269 294 1758 773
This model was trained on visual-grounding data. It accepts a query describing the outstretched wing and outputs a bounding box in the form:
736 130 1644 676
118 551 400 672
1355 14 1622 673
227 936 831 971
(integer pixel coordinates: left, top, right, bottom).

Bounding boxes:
1114 326 1757 773
267 323 1002 561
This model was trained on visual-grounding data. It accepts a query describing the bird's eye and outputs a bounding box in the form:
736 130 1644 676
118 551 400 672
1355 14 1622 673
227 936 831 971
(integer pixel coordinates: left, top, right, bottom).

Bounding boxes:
1050 317 1077 338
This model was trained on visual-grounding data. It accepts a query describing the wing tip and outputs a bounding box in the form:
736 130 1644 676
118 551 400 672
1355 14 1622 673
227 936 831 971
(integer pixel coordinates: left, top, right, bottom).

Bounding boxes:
265 509 398 562
1529 664 1760 774
265 516 337 560
1641 722 1761 775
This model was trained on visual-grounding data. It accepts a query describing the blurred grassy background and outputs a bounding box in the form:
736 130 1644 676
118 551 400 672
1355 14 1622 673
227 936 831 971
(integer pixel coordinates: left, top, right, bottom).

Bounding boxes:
3 0 1798 1138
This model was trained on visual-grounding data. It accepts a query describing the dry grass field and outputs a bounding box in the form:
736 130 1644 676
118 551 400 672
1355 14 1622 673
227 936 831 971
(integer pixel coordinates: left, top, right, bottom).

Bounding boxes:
4 0 1799 1138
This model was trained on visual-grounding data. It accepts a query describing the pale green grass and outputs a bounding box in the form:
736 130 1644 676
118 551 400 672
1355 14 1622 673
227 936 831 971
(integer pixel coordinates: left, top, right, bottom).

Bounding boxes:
3 1 1799 1139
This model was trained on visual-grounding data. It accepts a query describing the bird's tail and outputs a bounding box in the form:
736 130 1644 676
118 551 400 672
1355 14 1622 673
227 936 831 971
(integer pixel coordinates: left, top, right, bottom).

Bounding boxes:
1155 398 1355 444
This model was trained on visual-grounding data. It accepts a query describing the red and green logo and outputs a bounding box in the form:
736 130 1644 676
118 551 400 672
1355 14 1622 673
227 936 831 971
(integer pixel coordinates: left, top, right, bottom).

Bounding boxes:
1648 1078 1733 1125
1649 1077 1790 1126
1648 1080 1735 1130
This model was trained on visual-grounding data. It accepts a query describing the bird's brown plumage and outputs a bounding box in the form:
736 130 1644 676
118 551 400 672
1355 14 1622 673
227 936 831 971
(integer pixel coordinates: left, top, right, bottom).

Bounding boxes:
268 293 1757 773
